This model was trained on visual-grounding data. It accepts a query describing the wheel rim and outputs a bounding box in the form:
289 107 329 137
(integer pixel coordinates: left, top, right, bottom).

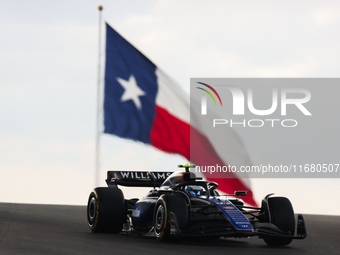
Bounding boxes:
155 205 165 234
88 197 96 223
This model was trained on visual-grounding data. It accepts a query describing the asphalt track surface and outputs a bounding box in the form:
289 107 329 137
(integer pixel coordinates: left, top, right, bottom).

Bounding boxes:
0 203 339 255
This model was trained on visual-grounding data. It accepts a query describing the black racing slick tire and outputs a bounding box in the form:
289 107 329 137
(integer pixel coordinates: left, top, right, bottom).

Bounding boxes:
154 195 189 242
264 197 295 246
87 187 126 233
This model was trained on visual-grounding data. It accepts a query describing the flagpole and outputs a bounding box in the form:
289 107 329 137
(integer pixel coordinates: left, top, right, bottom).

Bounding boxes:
95 5 103 187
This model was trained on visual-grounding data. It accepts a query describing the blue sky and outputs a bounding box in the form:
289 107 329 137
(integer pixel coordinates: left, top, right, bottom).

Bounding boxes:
1 0 340 215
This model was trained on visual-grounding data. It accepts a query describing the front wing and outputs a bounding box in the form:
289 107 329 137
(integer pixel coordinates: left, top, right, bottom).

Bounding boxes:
169 212 307 239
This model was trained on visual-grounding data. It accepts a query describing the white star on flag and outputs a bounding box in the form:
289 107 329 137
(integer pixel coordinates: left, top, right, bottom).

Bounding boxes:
117 75 146 110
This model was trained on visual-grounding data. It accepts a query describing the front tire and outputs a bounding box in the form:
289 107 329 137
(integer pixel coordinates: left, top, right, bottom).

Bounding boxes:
154 195 189 242
264 197 295 246
87 187 126 233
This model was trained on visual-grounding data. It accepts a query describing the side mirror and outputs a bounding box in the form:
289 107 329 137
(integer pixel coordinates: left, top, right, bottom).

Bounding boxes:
234 191 247 196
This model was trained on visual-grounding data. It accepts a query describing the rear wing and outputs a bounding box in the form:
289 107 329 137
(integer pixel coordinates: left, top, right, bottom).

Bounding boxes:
106 171 173 187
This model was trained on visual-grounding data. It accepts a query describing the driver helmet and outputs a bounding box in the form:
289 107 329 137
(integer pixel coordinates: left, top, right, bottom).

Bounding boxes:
185 185 203 196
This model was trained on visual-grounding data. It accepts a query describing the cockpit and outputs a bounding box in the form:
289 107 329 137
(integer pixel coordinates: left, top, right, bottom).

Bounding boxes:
159 170 219 197
184 185 206 197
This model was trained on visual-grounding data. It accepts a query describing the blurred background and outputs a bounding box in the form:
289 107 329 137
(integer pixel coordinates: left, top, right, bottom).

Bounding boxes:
1 0 339 215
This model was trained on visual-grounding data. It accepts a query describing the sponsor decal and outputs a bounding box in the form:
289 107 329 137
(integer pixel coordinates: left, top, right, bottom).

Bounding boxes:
142 198 157 203
118 171 172 179
224 206 234 210
132 209 140 218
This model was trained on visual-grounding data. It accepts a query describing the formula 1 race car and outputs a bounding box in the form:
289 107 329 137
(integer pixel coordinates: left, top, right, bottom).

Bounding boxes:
87 165 307 246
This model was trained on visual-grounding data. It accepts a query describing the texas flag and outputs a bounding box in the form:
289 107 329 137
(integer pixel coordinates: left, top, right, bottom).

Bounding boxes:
104 24 257 206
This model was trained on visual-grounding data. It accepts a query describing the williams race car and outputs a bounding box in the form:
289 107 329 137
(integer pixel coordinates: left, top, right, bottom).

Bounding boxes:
87 165 307 246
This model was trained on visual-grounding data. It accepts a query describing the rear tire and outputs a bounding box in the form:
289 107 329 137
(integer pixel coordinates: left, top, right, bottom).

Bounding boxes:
87 187 126 233
264 197 295 246
154 195 189 242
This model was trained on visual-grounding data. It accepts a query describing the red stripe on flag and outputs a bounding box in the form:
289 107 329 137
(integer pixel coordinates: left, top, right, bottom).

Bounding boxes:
150 106 190 159
150 105 258 207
